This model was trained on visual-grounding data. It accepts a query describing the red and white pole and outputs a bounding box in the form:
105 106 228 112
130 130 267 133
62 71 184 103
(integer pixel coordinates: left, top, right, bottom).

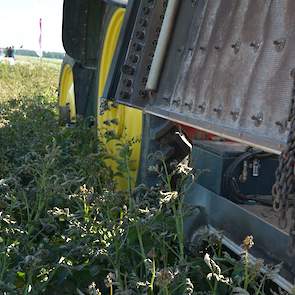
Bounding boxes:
38 18 43 58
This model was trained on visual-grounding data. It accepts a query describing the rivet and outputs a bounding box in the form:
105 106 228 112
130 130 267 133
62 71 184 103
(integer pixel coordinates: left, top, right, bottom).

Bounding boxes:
230 110 240 121
136 31 145 40
139 90 146 97
129 54 139 63
273 38 286 52
213 105 222 115
122 64 135 75
132 43 142 51
123 79 132 88
184 102 192 110
250 41 261 52
275 120 287 133
197 103 206 113
172 99 181 107
231 40 241 54
251 112 263 126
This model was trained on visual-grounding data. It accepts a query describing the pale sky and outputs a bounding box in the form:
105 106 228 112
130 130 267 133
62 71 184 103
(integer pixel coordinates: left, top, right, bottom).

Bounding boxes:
0 0 64 52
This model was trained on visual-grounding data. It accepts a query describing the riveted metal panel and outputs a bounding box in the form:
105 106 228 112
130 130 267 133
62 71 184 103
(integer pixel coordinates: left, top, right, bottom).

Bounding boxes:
115 0 168 106
116 0 295 153
156 0 295 152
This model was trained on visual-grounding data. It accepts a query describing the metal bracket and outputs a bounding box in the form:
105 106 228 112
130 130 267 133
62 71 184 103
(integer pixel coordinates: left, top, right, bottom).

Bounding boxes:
115 0 167 107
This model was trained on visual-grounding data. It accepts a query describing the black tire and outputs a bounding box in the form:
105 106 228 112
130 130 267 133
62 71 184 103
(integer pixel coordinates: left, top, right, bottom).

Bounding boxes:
58 3 122 124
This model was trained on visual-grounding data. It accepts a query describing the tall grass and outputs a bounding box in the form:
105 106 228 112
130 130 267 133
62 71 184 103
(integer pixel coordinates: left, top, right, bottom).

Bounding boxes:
0 62 290 295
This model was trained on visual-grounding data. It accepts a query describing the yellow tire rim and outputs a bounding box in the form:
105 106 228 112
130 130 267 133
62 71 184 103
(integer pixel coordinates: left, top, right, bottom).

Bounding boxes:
98 8 142 190
59 63 76 122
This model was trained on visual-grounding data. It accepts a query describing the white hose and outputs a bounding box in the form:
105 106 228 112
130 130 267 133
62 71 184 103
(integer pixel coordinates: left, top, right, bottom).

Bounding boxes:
146 0 180 92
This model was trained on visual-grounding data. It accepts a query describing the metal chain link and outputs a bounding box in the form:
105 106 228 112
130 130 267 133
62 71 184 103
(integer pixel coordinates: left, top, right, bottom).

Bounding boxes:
272 69 295 255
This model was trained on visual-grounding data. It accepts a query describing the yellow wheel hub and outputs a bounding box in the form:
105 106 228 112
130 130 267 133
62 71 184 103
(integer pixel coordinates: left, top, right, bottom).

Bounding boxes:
59 63 76 122
98 8 142 190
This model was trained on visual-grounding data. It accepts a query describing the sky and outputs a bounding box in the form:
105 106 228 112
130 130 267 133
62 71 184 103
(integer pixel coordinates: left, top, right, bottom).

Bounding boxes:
0 0 64 52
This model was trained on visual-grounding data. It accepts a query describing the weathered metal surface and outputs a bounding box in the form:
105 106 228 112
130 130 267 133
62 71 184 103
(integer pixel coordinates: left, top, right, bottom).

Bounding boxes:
167 0 295 152
116 0 295 153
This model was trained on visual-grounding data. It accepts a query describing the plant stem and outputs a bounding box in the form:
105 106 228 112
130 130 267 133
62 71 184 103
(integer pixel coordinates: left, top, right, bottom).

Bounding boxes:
136 224 146 259
149 258 156 292
243 251 249 290
255 275 266 295
0 254 7 281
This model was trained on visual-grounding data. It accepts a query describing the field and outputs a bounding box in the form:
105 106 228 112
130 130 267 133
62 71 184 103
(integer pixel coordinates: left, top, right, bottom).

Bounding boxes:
0 62 290 295
14 55 62 69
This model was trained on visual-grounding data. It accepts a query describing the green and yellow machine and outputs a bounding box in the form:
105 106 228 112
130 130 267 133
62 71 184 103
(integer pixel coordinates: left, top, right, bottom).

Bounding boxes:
59 0 295 291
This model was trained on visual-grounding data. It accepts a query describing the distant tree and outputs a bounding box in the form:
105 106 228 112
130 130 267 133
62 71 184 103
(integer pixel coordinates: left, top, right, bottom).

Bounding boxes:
15 49 64 60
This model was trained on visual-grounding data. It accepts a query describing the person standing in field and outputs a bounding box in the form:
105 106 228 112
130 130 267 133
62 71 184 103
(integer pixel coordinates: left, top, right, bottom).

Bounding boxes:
7 47 13 58
6 46 15 65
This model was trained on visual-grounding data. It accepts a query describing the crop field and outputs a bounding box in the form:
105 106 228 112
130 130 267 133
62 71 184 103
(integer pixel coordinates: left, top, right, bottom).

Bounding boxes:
14 56 62 69
0 62 291 295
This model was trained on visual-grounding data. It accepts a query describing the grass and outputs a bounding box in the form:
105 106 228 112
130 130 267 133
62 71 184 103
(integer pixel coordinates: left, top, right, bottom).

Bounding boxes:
0 62 291 295
15 55 62 69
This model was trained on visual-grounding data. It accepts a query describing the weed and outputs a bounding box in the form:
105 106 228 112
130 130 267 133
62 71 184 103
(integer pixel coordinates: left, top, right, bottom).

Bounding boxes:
0 62 290 294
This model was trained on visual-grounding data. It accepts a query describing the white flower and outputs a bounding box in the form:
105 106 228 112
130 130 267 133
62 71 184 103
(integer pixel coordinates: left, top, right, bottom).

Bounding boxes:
159 191 178 205
204 253 232 285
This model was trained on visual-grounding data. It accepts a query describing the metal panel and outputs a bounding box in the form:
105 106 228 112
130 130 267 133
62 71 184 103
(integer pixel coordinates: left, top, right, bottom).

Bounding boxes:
184 183 295 287
166 0 295 152
102 0 141 100
115 0 295 153
115 0 168 107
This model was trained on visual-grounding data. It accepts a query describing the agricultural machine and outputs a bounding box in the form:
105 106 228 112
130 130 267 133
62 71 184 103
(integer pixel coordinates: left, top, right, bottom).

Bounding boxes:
59 0 295 291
